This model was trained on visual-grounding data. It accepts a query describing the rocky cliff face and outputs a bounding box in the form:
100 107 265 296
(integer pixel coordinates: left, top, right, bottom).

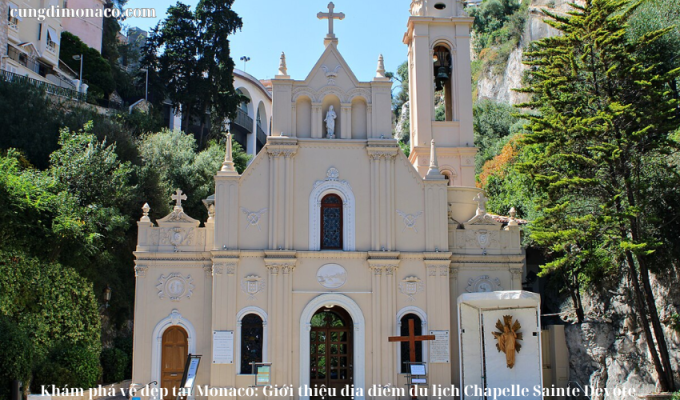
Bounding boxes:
560 269 680 398
476 0 568 104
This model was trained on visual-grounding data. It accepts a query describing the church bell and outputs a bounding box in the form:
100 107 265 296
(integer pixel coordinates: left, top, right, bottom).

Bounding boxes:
435 66 450 91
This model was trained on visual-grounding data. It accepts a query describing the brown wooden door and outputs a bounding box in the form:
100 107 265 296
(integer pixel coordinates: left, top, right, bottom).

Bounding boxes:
310 307 352 398
161 326 188 400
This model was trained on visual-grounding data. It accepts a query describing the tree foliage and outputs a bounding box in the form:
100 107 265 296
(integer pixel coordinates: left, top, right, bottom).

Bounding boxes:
142 0 244 146
138 129 250 219
518 0 680 390
0 317 33 400
60 32 115 99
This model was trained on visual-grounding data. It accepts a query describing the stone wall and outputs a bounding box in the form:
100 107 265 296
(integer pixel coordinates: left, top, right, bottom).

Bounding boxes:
0 0 8 71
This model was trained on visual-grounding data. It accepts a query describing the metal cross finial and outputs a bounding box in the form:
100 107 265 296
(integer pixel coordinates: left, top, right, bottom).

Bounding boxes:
317 2 345 38
172 189 187 209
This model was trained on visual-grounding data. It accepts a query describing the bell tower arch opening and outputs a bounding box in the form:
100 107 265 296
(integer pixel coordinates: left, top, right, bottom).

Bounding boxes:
433 44 454 122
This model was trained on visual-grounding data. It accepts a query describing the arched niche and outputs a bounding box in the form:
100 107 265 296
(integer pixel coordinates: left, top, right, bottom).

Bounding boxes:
432 44 454 122
351 97 368 139
322 94 341 139
296 96 312 138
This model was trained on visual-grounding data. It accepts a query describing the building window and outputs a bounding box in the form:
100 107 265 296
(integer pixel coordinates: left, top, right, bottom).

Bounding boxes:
399 314 423 373
240 314 263 374
46 27 59 53
320 194 343 250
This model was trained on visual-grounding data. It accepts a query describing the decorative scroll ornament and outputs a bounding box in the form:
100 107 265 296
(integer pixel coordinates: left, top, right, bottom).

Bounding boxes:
396 210 423 232
322 65 342 86
492 315 523 369
241 275 265 300
241 208 267 231
466 275 502 293
399 276 424 302
157 273 195 302
160 227 195 252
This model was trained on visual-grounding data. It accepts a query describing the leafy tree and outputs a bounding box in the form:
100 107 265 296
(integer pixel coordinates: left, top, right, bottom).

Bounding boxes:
33 345 101 391
0 81 61 169
0 317 33 400
627 0 680 98
0 251 101 358
142 1 244 147
60 32 115 99
518 0 680 390
473 99 522 173
196 0 244 141
137 129 250 219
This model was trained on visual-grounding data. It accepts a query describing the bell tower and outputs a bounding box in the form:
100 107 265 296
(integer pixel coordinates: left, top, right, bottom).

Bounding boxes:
404 0 477 187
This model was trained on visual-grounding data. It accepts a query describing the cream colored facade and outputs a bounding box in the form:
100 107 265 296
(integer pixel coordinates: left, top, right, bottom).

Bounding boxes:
132 1 537 398
3 0 63 82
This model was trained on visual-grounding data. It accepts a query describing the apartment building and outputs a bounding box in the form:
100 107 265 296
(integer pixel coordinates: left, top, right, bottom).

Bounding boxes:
61 0 105 52
3 0 77 89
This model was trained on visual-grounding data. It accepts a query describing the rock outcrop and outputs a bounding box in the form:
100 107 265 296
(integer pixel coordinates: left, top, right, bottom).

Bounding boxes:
476 0 571 104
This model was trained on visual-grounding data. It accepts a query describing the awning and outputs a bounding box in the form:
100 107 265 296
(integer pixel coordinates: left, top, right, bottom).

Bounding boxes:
8 3 23 21
46 27 60 45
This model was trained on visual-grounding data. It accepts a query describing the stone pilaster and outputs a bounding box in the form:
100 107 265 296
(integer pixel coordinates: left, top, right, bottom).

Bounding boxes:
266 138 299 250
265 251 297 389
368 252 400 390
424 252 452 397
210 252 239 389
367 141 399 251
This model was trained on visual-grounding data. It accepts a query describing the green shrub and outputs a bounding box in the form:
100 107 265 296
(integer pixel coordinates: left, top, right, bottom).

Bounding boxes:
101 348 128 384
0 317 33 400
33 345 101 391
114 337 133 380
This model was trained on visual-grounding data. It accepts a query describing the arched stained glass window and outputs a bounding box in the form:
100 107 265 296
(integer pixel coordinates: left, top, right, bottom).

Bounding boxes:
400 314 423 373
320 194 343 250
240 314 263 374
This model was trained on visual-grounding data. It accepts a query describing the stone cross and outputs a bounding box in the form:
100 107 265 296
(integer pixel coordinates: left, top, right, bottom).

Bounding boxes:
172 189 187 209
317 2 345 38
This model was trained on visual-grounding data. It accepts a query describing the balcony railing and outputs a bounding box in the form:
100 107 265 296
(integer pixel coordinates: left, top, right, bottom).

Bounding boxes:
1 70 87 102
233 108 253 133
257 124 267 145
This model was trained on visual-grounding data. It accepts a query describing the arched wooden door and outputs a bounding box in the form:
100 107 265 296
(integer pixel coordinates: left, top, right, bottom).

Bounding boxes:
161 326 188 400
310 306 353 397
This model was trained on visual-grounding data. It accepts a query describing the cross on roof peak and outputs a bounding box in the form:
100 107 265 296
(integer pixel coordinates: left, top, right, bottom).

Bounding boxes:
317 2 345 41
172 189 187 210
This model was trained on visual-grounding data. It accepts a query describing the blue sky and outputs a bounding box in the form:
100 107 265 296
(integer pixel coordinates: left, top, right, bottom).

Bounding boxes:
124 0 412 82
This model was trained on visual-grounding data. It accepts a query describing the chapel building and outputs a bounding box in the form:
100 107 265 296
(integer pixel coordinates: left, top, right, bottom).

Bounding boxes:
131 1 557 399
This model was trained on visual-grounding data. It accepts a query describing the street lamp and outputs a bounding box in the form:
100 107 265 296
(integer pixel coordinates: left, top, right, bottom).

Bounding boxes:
240 56 251 72
72 54 83 87
140 68 149 101
103 285 112 308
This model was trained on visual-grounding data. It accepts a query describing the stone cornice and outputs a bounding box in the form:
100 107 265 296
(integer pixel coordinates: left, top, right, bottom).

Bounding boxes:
450 254 525 263
134 251 213 262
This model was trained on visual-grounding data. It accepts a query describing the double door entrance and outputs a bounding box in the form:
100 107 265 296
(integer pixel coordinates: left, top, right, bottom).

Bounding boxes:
310 306 353 396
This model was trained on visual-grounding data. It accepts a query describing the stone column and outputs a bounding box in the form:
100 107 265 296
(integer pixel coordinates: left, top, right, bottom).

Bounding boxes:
290 103 297 137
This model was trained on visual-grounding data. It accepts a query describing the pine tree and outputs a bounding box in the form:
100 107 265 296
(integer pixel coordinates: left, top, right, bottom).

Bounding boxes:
518 0 680 391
